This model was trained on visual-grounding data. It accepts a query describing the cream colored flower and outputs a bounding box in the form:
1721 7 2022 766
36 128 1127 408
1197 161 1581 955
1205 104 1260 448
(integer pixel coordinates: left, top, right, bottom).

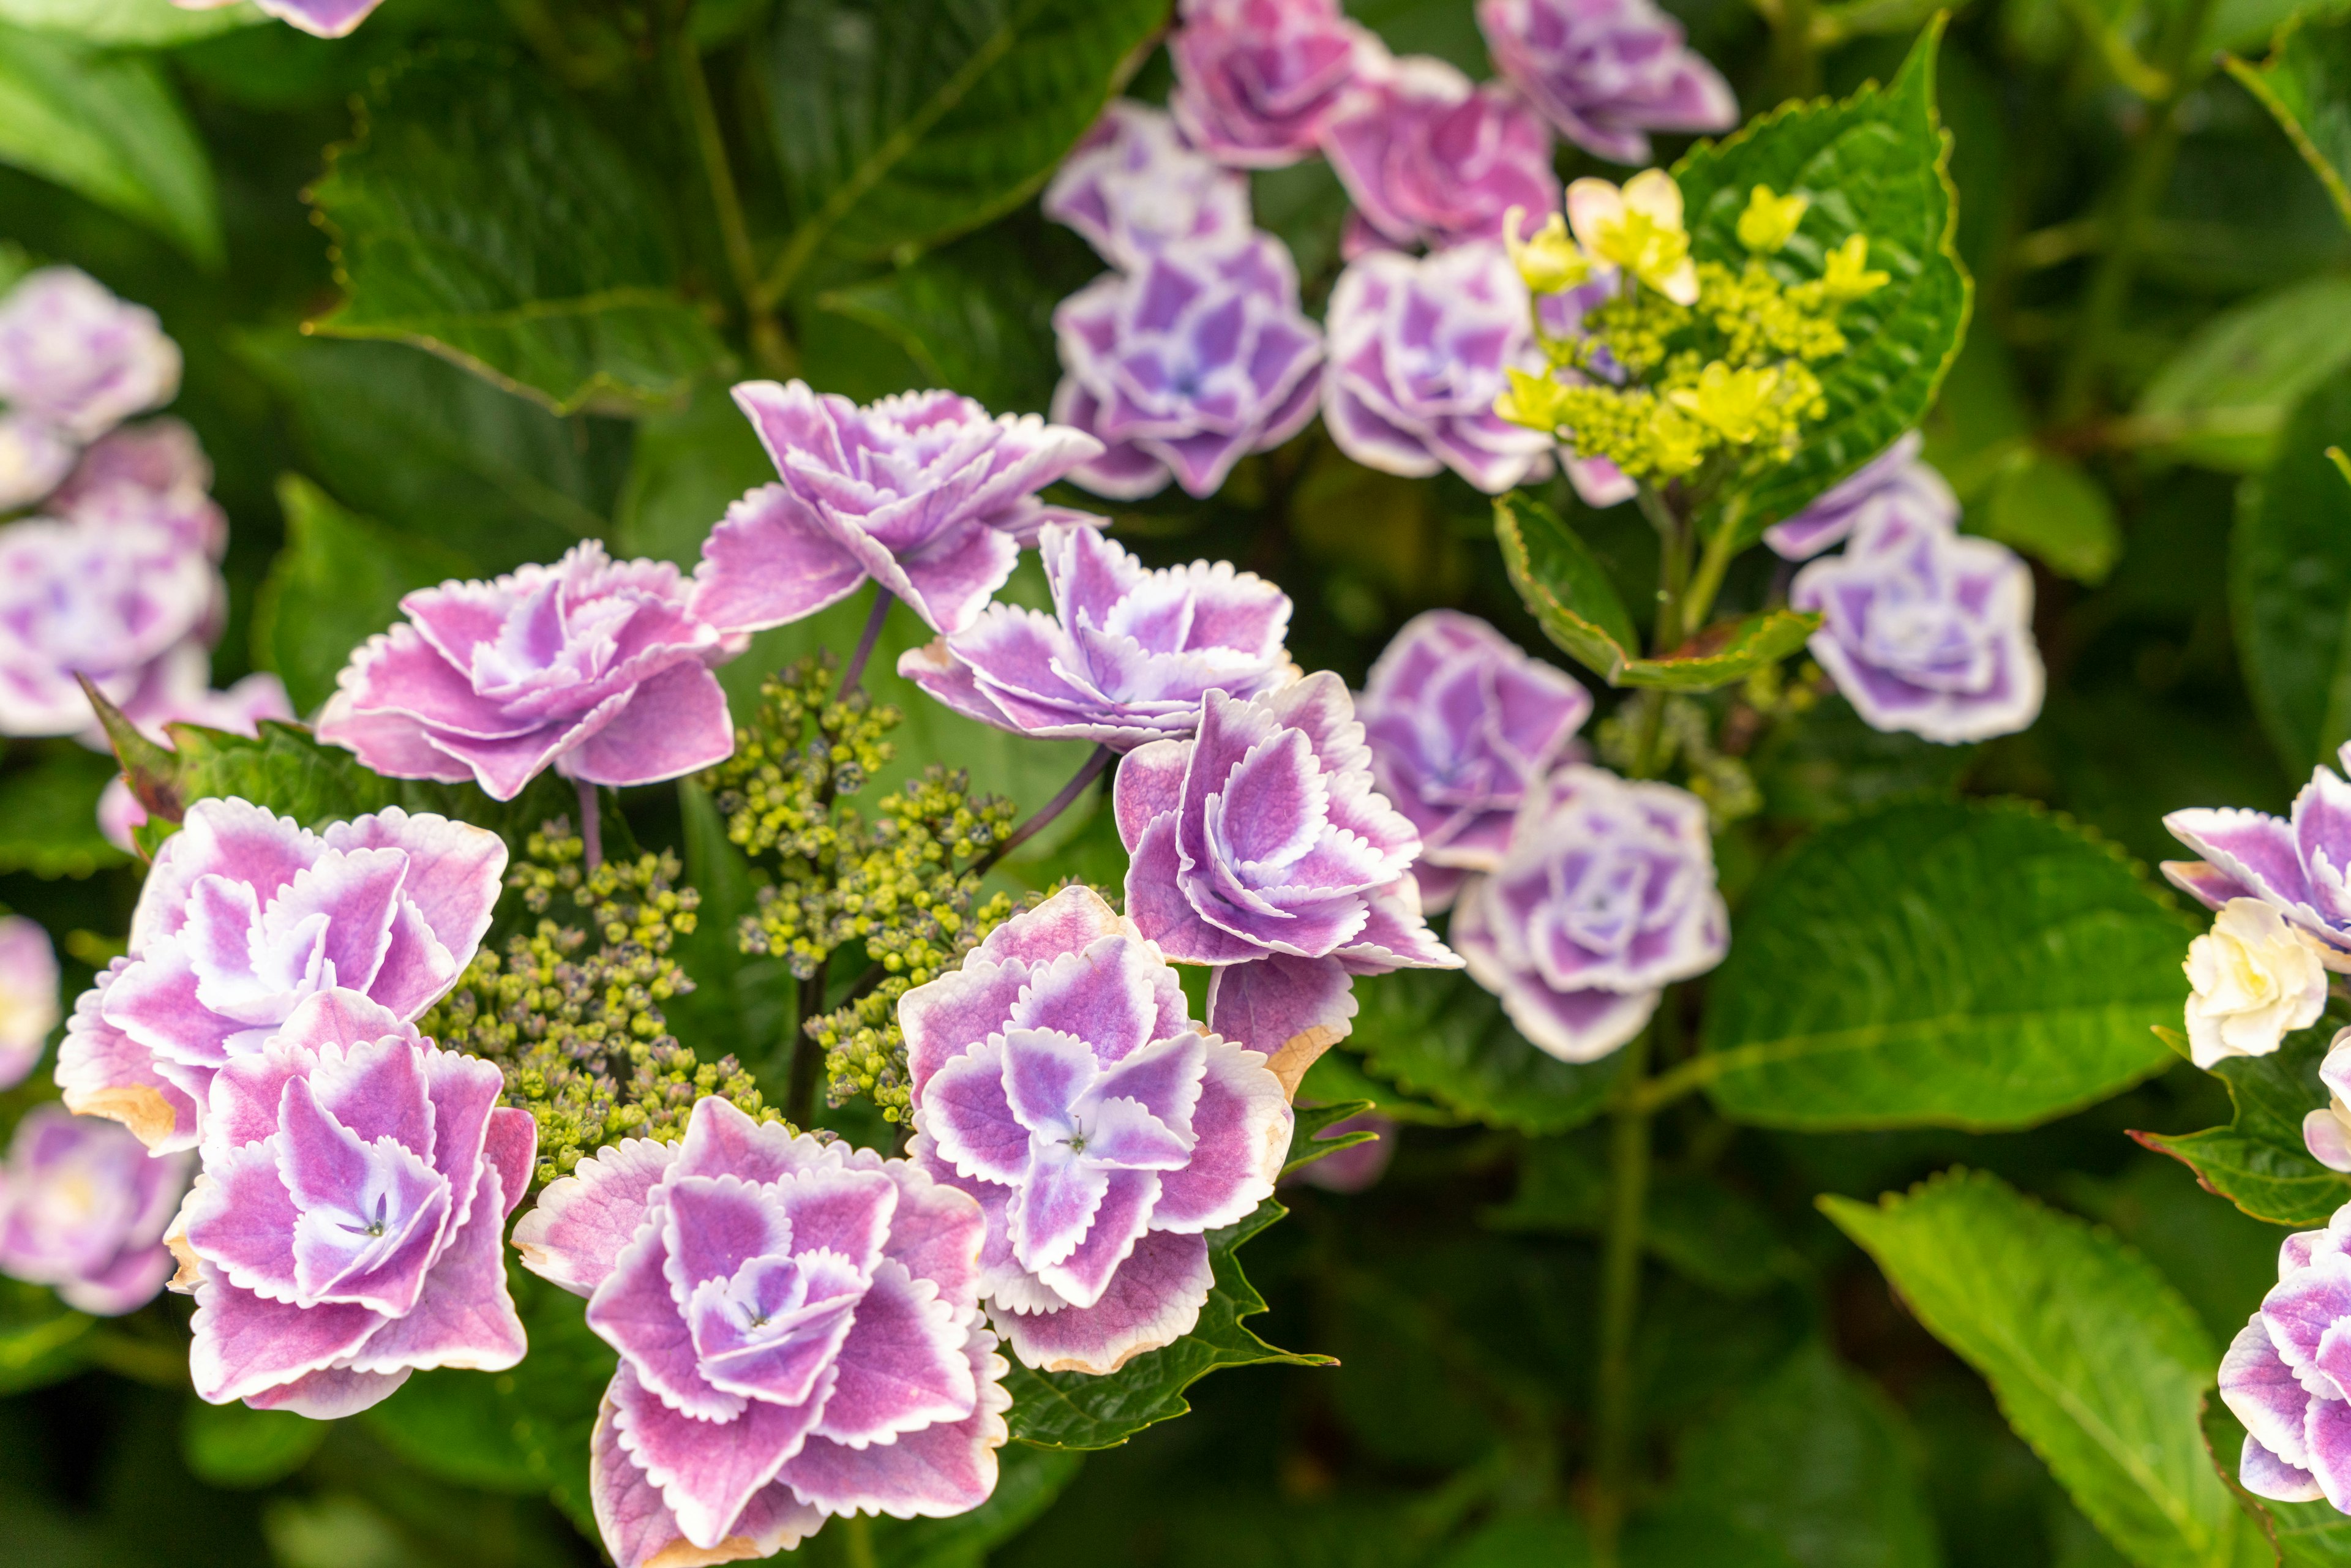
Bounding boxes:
1503 207 1592 294
1565 170 1698 306
2184 898 2329 1068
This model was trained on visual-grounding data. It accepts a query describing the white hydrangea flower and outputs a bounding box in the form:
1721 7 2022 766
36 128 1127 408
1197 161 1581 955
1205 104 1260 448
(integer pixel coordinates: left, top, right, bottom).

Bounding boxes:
2185 898 2329 1070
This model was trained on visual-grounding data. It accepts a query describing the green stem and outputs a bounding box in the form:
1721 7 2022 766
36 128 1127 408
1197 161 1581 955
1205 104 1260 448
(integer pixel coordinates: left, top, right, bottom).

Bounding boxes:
1627 693 1670 781
842 1515 879 1568
1679 512 1745 644
1588 1026 1656 1568
786 966 825 1128
667 9 793 376
1768 0 1821 101
1635 482 1689 652
84 1329 190 1389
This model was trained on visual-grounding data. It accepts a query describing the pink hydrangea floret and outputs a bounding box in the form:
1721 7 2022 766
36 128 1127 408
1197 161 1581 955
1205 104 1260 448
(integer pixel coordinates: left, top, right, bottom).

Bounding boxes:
169 991 535 1416
1045 101 1254 270
0 267 181 445
1320 55 1558 257
0 1105 190 1315
1358 610 1591 912
56 798 505 1153
1170 0 1383 169
899 523 1296 749
0 914 61 1090
1477 0 1738 165
318 541 735 801
692 381 1104 638
0 414 75 510
2220 1199 2351 1510
2160 752 2351 972
512 1097 1006 1568
902 887 1292 1374
50 418 230 560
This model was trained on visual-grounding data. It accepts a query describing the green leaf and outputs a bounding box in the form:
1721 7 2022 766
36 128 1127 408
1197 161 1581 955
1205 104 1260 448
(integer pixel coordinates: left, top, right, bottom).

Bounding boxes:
251 475 478 718
1823 1170 2266 1568
612 378 777 571
1695 799 2189 1130
0 0 265 45
1294 1045 1460 1127
0 745 129 879
2233 369 2351 776
2132 276 2351 473
1485 1137 1799 1296
1619 610 1824 692
816 231 1067 416
1979 451 2123 585
1750 694 1976 827
2135 1025 2351 1228
1662 1340 1941 1568
0 1280 92 1396
759 0 1165 293
306 50 730 416
1283 1098 1381 1176
180 1401 327 1490
1003 1199 1329 1450
2225 13 2351 234
1672 20 1971 541
0 21 222 266
234 331 618 570
1348 967 1625 1136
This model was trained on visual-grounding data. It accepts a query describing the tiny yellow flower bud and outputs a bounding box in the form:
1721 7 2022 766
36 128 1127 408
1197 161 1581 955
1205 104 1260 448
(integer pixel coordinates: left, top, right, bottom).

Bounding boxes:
1668 361 1783 445
1736 186 1809 253
1495 366 1573 432
1820 234 1890 300
1504 208 1591 293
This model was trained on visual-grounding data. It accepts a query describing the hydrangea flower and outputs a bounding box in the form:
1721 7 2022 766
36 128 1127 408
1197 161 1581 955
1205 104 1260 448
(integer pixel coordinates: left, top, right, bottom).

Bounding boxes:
169 991 534 1416
56 798 505 1153
1052 233 1325 500
0 1106 189 1315
1452 765 1728 1062
0 268 181 444
97 653 293 852
1357 610 1591 912
1320 56 1559 257
512 1096 1005 1568
1045 101 1254 269
0 915 60 1090
50 418 230 560
1566 170 1699 304
1114 672 1461 1061
0 414 75 510
1477 0 1738 165
1788 498 2044 745
0 514 220 738
692 381 1104 638
1762 432 1957 561
899 524 1297 749
2219 1200 2351 1509
900 886 1291 1373
2301 1030 2351 1173
2160 762 2351 972
318 542 735 801
173 0 386 39
2182 899 2328 1070
1322 241 1559 493
1169 0 1382 169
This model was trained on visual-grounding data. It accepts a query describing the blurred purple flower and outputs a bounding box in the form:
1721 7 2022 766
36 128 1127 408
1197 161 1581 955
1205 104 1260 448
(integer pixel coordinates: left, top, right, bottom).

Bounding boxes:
1763 432 1958 561
0 268 180 444
693 381 1104 638
0 514 219 739
171 992 534 1415
1052 233 1325 501
0 915 60 1091
0 1105 189 1315
56 798 505 1153
2221 1200 2351 1510
1170 0 1383 169
0 415 75 511
899 523 1296 749
1284 1109 1394 1193
173 0 386 39
1323 241 1558 493
51 418 229 560
1453 765 1727 1062
1358 610 1591 912
1321 56 1558 257
1115 672 1461 1063
1046 101 1254 269
319 541 734 801
1790 501 2044 745
902 887 1291 1374
2161 752 2351 970
513 1097 1005 1568
97 653 293 852
1477 0 1738 165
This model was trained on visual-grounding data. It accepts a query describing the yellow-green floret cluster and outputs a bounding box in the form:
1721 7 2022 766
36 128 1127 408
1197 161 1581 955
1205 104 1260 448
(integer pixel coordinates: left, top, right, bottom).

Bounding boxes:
422 820 776 1187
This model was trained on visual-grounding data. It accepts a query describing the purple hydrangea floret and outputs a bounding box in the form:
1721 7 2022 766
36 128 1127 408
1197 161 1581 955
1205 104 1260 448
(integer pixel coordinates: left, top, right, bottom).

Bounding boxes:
2160 749 2351 972
1045 101 1254 269
1052 233 1326 501
318 541 735 802
1114 672 1461 1063
174 0 385 38
0 914 60 1090
1169 0 1382 169
0 414 75 510
1476 0 1738 165
0 513 220 739
0 1106 189 1315
1358 610 1592 912
901 887 1292 1375
1321 56 1559 257
512 1097 1007 1568
170 991 535 1416
899 523 1297 749
693 381 1105 637
2220 1201 2351 1510
1789 501 2044 745
1323 240 1558 493
0 267 181 445
1452 765 1728 1062
51 418 230 560
57 798 506 1153
1762 432 1958 561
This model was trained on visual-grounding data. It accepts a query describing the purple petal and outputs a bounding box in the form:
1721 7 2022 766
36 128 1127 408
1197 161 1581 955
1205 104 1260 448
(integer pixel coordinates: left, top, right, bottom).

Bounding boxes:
514 1136 680 1297
774 1318 1008 1518
1149 1037 1290 1234
996 1228 1213 1375
610 1360 827 1551
809 1259 978 1446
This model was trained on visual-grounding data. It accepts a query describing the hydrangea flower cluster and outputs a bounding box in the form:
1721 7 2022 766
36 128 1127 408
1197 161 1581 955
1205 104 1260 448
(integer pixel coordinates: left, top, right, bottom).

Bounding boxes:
0 914 60 1090
1044 102 1253 270
2221 1201 2351 1510
1477 0 1739 164
1321 55 1558 258
422 822 778 1187
0 1105 189 1315
1169 0 1381 168
902 887 1291 1374
514 1097 1007 1568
